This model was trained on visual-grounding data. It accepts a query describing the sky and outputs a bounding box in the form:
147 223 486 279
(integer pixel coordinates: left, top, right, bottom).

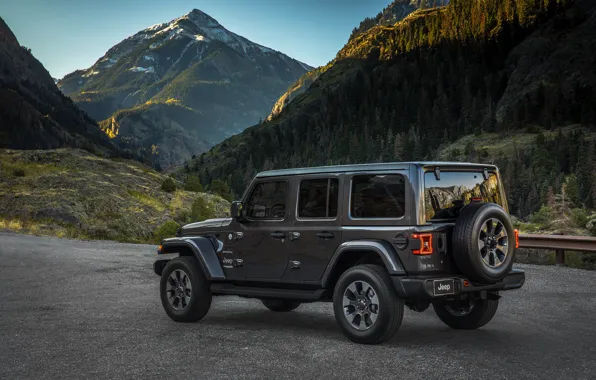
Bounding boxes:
1 0 391 79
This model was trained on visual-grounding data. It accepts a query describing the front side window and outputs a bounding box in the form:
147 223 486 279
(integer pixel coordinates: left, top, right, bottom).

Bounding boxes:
245 181 288 219
298 178 339 218
350 174 406 218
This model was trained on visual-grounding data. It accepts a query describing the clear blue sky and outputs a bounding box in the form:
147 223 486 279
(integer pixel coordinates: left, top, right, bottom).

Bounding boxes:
1 0 390 79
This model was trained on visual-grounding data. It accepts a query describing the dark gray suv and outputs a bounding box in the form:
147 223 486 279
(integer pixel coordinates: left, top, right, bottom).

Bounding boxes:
154 162 525 344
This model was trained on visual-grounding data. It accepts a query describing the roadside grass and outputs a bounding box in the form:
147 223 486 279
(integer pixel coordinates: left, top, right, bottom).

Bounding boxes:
127 190 167 212
0 158 62 178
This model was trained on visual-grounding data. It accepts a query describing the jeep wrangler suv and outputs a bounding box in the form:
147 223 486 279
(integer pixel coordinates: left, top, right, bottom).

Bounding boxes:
153 162 525 344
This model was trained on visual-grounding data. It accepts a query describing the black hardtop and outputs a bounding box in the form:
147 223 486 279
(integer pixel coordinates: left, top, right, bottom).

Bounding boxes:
255 161 498 178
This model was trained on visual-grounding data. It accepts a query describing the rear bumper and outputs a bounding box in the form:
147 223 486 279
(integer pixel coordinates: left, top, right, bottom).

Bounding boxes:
391 269 525 300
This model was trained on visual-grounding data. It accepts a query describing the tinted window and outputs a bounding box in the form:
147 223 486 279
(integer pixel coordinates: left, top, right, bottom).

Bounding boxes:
350 175 405 218
424 171 503 221
298 178 339 218
245 181 288 219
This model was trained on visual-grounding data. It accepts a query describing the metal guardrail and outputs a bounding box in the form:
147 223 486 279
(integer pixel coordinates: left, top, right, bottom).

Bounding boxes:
518 234 596 266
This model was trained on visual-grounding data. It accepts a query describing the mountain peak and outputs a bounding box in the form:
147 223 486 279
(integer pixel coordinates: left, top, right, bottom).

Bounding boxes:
185 9 220 27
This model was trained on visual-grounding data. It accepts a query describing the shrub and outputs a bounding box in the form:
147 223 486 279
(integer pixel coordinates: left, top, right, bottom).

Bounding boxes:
570 208 588 229
12 168 25 177
529 205 553 226
153 220 180 243
209 179 233 201
184 175 203 192
191 197 217 222
161 177 177 193
587 216 596 237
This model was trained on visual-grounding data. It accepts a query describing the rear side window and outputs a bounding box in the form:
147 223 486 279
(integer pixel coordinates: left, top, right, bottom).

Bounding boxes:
424 171 503 221
245 181 288 219
350 174 406 218
298 178 339 218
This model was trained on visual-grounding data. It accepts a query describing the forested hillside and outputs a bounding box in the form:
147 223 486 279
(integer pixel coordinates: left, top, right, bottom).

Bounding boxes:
184 0 596 221
267 0 451 121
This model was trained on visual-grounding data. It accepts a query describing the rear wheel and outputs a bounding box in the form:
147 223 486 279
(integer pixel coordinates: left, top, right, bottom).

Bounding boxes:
333 264 404 344
160 256 212 322
261 299 301 312
432 296 499 330
452 203 516 284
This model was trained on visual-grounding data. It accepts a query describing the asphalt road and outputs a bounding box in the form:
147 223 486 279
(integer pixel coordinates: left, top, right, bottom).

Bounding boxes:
1 232 595 380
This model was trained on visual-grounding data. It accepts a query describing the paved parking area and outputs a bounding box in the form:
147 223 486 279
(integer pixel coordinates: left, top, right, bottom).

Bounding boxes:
1 232 595 379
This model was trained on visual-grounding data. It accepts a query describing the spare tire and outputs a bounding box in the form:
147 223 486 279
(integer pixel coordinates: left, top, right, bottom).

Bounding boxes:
452 202 515 284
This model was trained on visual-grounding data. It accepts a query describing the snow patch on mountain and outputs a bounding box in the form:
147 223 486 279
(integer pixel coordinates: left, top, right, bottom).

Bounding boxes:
129 66 155 73
82 70 100 77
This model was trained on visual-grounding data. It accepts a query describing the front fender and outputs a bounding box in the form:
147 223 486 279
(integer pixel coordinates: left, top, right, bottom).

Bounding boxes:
158 236 226 281
321 240 406 288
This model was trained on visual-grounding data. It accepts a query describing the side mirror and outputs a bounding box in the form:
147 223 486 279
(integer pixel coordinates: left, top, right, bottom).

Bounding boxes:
230 201 244 220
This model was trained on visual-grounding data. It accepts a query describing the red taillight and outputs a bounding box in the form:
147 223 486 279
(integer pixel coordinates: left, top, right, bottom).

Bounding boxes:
412 233 433 255
472 197 482 202
514 229 519 249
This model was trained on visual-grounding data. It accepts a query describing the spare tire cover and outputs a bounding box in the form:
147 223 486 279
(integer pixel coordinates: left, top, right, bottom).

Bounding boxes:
452 202 516 284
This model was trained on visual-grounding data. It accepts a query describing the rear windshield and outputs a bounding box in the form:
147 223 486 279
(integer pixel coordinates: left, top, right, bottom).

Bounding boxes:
424 170 503 221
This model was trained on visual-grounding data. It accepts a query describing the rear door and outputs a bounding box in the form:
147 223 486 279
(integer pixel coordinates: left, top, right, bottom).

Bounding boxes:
286 174 343 282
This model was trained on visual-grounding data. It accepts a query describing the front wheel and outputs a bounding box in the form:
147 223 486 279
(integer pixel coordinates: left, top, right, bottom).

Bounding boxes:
333 264 404 344
160 256 212 322
432 296 499 330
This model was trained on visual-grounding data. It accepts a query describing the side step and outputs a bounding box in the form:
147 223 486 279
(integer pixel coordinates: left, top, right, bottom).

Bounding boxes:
211 283 325 301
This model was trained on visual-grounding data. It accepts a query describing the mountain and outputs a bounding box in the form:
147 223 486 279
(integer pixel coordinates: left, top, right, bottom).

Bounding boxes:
266 0 449 121
58 9 313 168
184 0 596 219
0 17 116 155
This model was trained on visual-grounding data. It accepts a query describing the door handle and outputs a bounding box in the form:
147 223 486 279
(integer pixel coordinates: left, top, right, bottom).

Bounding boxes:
317 231 334 239
270 232 286 240
289 232 300 241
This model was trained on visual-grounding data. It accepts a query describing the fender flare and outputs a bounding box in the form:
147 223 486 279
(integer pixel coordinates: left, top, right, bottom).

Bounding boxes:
321 240 406 288
159 236 225 281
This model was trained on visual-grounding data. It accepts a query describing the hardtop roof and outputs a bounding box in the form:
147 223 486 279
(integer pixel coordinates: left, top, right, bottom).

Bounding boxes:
255 161 498 178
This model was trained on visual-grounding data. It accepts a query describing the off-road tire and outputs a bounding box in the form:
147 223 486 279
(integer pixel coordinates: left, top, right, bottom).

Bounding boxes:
261 299 301 312
452 202 515 284
333 264 404 344
433 298 499 329
160 256 212 322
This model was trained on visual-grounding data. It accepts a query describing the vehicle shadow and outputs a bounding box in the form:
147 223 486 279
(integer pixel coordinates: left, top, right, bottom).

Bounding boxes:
202 307 343 339
200 304 533 347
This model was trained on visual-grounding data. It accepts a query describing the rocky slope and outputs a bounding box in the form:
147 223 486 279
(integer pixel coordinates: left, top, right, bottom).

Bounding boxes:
0 17 116 155
348 0 450 41
0 149 229 243
58 9 312 168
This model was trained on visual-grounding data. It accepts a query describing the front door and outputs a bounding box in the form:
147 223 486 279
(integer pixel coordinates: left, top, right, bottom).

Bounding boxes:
232 178 293 281
286 175 342 282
